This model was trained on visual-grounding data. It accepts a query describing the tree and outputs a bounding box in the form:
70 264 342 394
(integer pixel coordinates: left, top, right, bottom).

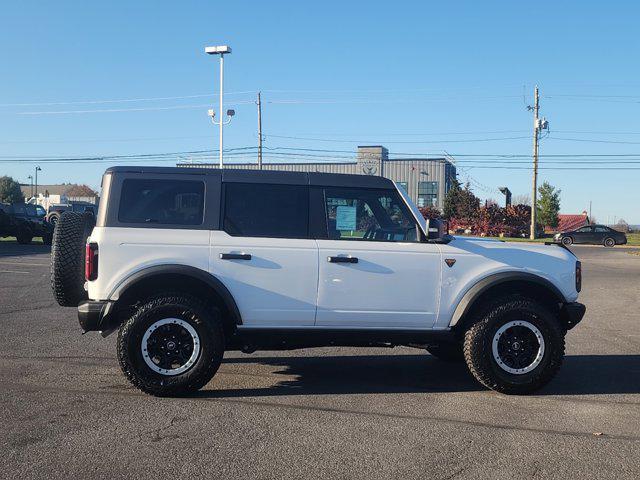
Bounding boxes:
537 181 561 229
443 177 462 219
513 194 531 206
457 183 481 223
0 176 24 203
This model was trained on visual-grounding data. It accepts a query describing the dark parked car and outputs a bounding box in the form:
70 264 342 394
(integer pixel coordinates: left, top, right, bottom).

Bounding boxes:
0 203 54 244
46 202 97 225
554 224 627 247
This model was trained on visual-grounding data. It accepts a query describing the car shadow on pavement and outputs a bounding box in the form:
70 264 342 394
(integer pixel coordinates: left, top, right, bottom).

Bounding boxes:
0 242 51 258
194 354 640 398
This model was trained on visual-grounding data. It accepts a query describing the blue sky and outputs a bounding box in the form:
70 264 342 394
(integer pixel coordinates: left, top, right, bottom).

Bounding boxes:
1 1 639 223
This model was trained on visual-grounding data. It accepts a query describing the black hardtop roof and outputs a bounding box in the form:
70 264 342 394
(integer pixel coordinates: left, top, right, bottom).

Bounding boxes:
105 166 396 189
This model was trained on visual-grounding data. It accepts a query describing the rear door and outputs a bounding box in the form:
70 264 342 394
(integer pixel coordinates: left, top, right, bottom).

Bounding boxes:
315 186 441 328
210 182 319 327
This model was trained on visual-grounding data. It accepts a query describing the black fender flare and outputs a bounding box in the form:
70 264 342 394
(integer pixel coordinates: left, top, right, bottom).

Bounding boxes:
108 264 242 325
449 272 567 327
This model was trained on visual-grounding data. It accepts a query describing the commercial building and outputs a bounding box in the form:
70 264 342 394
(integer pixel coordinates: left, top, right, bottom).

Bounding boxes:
178 146 457 210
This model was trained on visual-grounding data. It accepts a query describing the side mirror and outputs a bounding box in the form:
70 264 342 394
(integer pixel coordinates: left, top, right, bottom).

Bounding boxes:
425 218 445 240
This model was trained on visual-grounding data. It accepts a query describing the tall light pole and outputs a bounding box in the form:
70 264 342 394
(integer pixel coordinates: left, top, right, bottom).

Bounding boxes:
205 45 233 168
27 175 33 198
34 166 42 200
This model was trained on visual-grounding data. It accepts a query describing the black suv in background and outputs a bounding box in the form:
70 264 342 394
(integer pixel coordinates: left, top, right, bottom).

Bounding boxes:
554 224 627 247
46 202 97 226
0 203 54 244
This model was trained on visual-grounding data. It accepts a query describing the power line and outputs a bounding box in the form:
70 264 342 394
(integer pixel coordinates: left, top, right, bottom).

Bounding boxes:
0 91 257 108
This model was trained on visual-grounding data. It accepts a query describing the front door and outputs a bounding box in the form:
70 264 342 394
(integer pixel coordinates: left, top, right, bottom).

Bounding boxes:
315 186 441 328
210 182 318 327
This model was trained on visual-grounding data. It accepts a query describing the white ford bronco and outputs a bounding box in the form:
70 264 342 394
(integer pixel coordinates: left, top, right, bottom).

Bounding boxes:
51 167 585 396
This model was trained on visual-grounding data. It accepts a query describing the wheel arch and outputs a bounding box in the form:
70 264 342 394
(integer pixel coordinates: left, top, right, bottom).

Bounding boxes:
108 264 242 333
449 272 566 332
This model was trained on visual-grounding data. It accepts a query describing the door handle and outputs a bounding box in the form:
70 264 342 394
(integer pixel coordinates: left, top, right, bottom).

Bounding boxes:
327 255 358 264
220 253 252 260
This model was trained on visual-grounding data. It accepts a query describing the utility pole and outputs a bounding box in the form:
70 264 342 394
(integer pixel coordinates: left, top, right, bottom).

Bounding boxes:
257 91 263 169
34 166 41 201
530 86 540 240
589 200 592 224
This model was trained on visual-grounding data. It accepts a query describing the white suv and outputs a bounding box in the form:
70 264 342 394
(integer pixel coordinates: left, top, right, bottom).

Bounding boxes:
50 167 585 396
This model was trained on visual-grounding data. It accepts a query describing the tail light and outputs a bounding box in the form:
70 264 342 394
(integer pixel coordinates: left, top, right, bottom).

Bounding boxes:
575 261 582 292
85 243 98 281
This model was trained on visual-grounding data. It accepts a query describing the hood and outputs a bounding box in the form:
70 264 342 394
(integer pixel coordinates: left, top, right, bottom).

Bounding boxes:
448 235 576 263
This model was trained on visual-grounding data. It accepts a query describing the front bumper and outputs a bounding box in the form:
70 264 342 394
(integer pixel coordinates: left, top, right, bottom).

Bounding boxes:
77 300 114 333
560 302 586 330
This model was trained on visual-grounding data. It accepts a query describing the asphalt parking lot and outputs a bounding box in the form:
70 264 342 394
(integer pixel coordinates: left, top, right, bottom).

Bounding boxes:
1 243 639 479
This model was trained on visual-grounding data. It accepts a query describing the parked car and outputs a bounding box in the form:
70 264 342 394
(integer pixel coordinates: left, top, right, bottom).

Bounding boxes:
554 224 627 247
46 202 97 226
50 167 585 397
0 203 53 244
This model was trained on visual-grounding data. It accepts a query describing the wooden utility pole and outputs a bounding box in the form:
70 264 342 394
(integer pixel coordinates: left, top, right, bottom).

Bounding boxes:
530 86 540 239
257 91 263 169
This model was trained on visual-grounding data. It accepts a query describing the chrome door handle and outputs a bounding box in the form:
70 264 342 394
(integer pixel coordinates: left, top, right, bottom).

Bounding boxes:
327 256 358 264
220 253 252 260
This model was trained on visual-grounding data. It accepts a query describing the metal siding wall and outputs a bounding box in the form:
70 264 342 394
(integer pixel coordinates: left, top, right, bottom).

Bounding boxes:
181 158 453 208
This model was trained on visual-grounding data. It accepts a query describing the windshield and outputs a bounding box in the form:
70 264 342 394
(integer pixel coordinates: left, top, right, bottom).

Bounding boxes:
395 182 427 237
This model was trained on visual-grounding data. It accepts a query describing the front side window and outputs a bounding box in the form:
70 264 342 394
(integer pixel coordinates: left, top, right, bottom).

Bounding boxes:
418 181 438 207
118 179 204 225
324 188 418 242
575 226 592 233
223 183 309 238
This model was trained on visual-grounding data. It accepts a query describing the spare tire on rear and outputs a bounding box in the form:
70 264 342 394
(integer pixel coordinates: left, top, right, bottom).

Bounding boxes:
50 211 95 307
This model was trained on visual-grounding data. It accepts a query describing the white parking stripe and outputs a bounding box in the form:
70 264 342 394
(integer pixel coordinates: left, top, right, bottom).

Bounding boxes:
0 262 48 267
0 270 30 274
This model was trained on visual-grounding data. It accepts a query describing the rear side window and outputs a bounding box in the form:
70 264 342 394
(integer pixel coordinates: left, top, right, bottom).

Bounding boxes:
118 179 205 225
223 183 309 238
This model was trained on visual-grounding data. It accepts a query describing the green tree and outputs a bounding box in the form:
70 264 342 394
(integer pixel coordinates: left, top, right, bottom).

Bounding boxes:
537 181 561 229
457 183 481 222
0 176 24 203
443 177 462 219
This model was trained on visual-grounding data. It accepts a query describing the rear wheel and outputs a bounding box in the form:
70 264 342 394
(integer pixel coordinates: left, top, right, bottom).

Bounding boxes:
604 237 615 247
16 226 33 245
463 296 565 394
117 293 224 397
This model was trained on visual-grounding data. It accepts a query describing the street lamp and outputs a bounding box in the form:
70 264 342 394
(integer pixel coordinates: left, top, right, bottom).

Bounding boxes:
205 45 232 168
27 175 33 198
34 166 42 200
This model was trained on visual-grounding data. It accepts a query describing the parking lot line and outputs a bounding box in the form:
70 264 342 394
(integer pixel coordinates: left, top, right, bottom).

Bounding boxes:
0 270 30 274
0 261 49 267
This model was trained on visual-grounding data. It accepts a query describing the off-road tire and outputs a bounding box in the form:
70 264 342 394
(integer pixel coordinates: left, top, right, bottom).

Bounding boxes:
16 225 33 245
463 295 565 394
117 293 224 397
427 342 464 362
50 211 95 307
604 237 615 248
561 236 573 246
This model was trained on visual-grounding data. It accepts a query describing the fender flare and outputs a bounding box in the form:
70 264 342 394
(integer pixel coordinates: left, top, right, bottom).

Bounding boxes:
108 264 242 325
449 271 566 327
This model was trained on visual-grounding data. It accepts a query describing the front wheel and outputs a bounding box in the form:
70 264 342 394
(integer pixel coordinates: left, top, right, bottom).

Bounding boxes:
561 236 573 246
117 293 224 396
463 296 565 394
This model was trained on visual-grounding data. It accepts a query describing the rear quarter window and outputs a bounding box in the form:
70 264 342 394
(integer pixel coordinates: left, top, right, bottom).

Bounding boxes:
118 179 205 226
